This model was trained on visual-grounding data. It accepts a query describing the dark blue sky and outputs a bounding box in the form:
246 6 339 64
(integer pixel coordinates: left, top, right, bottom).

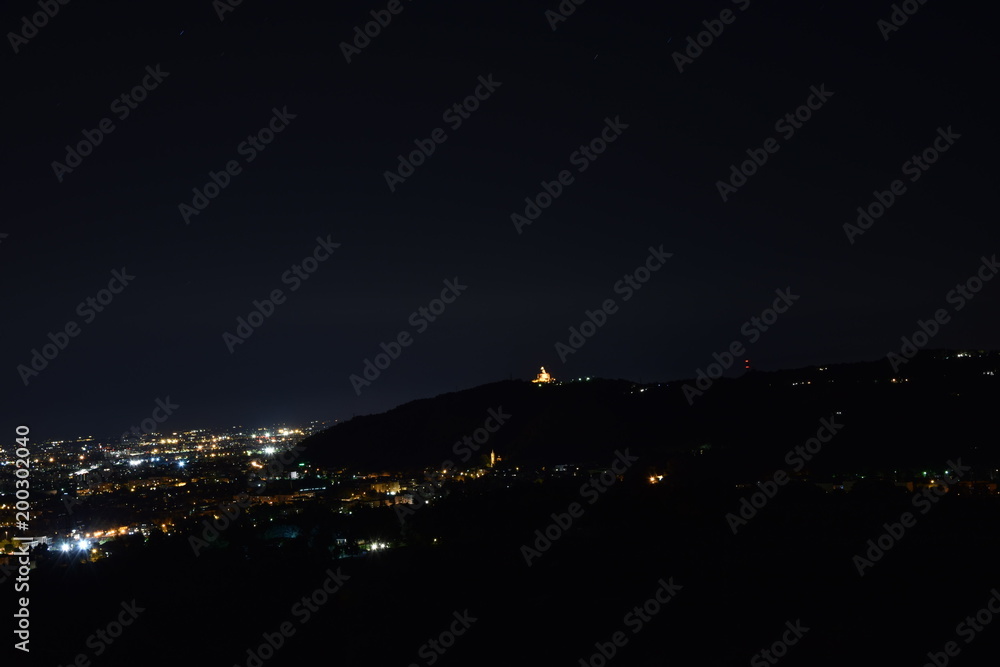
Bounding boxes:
3 0 997 440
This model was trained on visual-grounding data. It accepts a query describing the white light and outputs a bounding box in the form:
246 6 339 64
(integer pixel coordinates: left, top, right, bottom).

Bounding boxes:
263 447 276 455
61 543 70 552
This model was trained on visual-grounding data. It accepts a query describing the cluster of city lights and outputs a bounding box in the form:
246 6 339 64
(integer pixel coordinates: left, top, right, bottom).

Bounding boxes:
60 538 91 552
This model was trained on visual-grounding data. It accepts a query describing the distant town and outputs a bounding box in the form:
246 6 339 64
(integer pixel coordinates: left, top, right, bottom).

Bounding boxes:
4 356 998 563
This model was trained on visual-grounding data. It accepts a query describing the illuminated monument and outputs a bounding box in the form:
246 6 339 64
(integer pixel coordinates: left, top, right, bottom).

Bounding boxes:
532 366 555 383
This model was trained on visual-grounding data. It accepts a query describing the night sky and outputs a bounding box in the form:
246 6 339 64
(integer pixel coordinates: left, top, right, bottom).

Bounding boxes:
4 0 997 440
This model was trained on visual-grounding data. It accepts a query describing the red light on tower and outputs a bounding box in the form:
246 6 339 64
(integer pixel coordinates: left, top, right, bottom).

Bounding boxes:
744 359 750 370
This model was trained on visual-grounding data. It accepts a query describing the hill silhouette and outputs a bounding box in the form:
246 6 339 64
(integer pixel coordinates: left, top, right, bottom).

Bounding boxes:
301 350 1000 478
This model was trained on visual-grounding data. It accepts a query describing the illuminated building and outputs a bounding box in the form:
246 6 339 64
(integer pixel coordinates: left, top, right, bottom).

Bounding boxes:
532 366 555 383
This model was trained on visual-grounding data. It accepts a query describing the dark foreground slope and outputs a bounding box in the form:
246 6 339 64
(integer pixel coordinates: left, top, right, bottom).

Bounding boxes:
17 467 1000 667
11 350 1000 667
